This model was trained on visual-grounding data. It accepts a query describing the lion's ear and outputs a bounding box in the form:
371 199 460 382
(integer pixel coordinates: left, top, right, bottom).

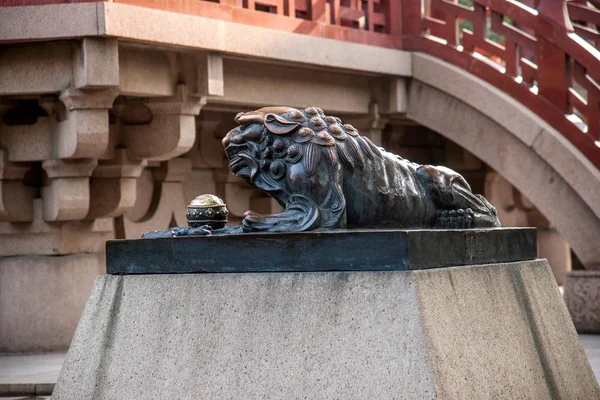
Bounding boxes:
264 113 301 135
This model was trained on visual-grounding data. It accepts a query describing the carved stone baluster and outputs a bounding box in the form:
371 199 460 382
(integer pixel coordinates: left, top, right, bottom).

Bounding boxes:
86 149 147 220
53 38 119 160
117 158 193 239
122 85 206 161
55 88 119 160
41 159 97 222
0 151 35 222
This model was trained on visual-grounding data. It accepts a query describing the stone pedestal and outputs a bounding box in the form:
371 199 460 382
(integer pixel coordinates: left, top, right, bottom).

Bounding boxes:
565 269 600 333
53 230 598 399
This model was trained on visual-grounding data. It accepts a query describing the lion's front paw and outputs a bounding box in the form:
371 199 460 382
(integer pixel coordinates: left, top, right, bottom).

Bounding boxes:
242 211 281 232
241 199 321 233
142 226 214 238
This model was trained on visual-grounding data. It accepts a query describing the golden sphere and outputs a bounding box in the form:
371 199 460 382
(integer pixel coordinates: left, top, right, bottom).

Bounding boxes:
187 194 228 229
188 194 226 208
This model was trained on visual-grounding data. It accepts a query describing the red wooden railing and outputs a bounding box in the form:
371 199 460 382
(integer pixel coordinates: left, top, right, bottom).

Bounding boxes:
239 0 391 32
402 0 600 169
113 0 402 47
569 0 600 48
1 0 599 168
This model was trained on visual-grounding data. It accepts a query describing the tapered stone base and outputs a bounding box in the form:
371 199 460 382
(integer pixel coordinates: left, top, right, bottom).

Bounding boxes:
53 259 598 399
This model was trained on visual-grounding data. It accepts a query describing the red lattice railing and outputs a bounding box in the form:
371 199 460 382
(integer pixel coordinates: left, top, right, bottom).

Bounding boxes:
569 0 600 48
0 0 398 44
89 0 402 47
403 0 600 169
238 0 391 32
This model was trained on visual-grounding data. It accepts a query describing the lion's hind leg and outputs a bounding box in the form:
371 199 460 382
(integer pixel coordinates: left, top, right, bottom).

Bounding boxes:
444 183 500 228
434 208 475 229
416 165 500 229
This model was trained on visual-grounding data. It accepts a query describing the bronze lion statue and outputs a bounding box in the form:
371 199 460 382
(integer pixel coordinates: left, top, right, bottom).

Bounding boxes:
222 106 500 233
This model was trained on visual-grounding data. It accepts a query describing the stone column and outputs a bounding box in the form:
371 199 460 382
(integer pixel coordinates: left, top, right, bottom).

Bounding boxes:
381 124 446 166
484 171 573 285
346 103 388 146
537 228 572 286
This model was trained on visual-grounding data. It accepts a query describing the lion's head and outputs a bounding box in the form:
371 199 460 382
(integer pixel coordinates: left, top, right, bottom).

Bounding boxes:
222 106 382 189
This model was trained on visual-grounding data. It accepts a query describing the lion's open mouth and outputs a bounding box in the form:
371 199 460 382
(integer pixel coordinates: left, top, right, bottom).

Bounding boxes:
226 146 259 182
226 146 245 159
226 145 249 170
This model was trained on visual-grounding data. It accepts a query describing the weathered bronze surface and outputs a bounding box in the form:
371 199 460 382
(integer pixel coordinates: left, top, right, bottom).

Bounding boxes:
116 228 535 274
143 106 500 238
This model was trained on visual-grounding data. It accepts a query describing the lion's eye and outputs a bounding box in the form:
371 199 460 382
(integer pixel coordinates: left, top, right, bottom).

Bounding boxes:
240 125 263 141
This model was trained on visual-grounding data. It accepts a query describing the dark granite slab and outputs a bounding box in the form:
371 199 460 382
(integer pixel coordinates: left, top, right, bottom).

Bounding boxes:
106 228 537 274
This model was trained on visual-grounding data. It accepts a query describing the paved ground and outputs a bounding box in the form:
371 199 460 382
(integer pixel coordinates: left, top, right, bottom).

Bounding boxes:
1 336 599 397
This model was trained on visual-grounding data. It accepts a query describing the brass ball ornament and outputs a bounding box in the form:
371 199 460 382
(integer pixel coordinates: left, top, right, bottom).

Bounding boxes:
186 194 229 229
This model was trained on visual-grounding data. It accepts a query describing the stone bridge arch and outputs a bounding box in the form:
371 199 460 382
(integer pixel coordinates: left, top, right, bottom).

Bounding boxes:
405 54 600 268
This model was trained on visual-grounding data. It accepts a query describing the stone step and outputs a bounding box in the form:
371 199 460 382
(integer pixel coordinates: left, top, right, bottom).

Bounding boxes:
0 353 64 398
